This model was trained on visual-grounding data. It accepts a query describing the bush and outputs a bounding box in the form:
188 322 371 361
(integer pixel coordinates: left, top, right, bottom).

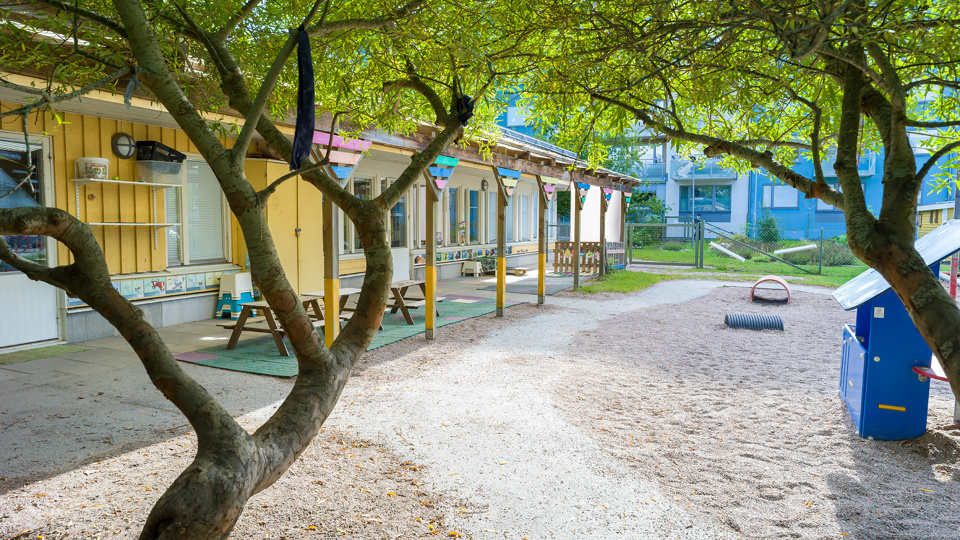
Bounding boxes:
756 210 782 243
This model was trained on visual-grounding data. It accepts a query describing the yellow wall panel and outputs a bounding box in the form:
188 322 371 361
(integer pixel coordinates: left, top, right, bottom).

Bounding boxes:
265 161 300 292
98 117 122 272
298 179 324 293
130 122 152 272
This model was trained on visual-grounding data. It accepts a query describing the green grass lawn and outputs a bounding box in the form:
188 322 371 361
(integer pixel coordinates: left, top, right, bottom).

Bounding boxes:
623 244 867 289
576 244 868 295
578 270 684 294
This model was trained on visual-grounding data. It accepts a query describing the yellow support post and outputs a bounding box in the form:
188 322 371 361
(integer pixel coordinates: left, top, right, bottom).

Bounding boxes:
424 173 440 339
322 193 340 347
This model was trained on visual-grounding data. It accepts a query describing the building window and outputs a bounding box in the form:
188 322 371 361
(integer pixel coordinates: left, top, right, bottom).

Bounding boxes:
447 187 459 245
381 178 407 248
468 190 480 244
762 184 799 208
504 195 514 241
520 194 530 241
680 185 732 212
353 177 372 250
487 191 497 243
166 159 226 266
0 138 45 273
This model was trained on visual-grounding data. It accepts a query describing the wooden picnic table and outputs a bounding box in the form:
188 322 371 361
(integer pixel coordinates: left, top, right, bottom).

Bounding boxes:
301 287 362 314
219 288 360 357
387 279 443 325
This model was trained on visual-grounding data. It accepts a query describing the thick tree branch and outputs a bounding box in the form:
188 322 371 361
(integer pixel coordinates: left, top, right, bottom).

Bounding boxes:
833 48 871 220
864 41 907 114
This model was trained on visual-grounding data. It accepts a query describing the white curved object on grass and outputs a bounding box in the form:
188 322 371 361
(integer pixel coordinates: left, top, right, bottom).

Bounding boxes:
709 241 745 262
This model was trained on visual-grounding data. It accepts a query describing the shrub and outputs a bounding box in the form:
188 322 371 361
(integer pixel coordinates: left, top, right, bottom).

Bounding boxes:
756 210 782 243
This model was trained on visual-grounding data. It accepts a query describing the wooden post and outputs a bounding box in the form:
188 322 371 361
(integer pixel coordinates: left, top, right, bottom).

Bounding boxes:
574 187 582 290
424 173 440 339
599 190 608 277
535 175 550 305
321 193 340 347
492 168 510 317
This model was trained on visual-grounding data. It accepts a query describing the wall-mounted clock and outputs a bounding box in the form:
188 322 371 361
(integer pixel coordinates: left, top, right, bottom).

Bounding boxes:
111 132 137 159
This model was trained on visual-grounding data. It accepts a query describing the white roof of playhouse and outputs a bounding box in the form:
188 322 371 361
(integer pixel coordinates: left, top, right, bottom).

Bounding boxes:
833 219 960 310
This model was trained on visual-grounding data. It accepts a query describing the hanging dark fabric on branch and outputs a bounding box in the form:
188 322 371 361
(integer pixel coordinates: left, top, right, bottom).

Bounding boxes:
456 95 474 126
290 26 315 171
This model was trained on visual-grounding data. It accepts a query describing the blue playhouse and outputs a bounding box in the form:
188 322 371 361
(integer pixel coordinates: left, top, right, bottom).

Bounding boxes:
832 220 960 441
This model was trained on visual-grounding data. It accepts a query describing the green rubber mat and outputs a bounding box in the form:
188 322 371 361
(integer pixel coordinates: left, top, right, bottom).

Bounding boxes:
176 295 519 377
0 344 91 365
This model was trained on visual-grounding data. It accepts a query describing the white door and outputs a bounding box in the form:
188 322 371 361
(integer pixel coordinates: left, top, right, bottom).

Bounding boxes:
0 136 60 349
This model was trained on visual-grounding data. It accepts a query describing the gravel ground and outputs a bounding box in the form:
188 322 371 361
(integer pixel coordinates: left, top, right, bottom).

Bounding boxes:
4 278 960 539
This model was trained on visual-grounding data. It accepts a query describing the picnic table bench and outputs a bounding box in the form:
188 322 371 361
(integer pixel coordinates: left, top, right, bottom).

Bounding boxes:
218 288 360 356
387 279 444 325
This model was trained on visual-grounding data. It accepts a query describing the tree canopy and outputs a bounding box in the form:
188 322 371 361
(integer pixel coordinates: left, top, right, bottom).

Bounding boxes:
520 0 960 398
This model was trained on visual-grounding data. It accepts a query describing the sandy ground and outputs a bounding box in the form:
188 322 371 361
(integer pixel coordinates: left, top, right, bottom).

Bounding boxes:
4 279 960 539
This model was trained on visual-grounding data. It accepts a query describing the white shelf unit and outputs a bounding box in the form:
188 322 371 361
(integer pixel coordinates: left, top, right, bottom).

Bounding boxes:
71 160 184 249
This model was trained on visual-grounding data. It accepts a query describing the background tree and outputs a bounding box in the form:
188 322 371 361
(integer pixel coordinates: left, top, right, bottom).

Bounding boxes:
0 0 534 536
524 0 960 398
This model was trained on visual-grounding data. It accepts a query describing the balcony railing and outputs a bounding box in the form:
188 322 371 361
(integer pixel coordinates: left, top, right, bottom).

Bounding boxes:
633 160 667 181
670 158 739 180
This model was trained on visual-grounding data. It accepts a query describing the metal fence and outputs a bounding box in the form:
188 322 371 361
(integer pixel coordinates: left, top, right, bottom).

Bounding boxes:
624 219 862 273
626 221 704 267
706 224 863 272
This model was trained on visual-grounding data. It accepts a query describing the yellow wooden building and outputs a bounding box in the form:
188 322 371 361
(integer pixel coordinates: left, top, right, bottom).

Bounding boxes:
0 81 637 349
918 203 954 238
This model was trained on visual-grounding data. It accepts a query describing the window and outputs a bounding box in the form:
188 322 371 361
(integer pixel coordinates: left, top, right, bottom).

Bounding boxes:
166 159 226 265
382 178 407 248
680 185 732 212
520 194 530 241
0 138 45 273
504 195 513 241
487 192 497 242
447 187 459 245
762 184 798 208
468 190 480 244
353 177 372 249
